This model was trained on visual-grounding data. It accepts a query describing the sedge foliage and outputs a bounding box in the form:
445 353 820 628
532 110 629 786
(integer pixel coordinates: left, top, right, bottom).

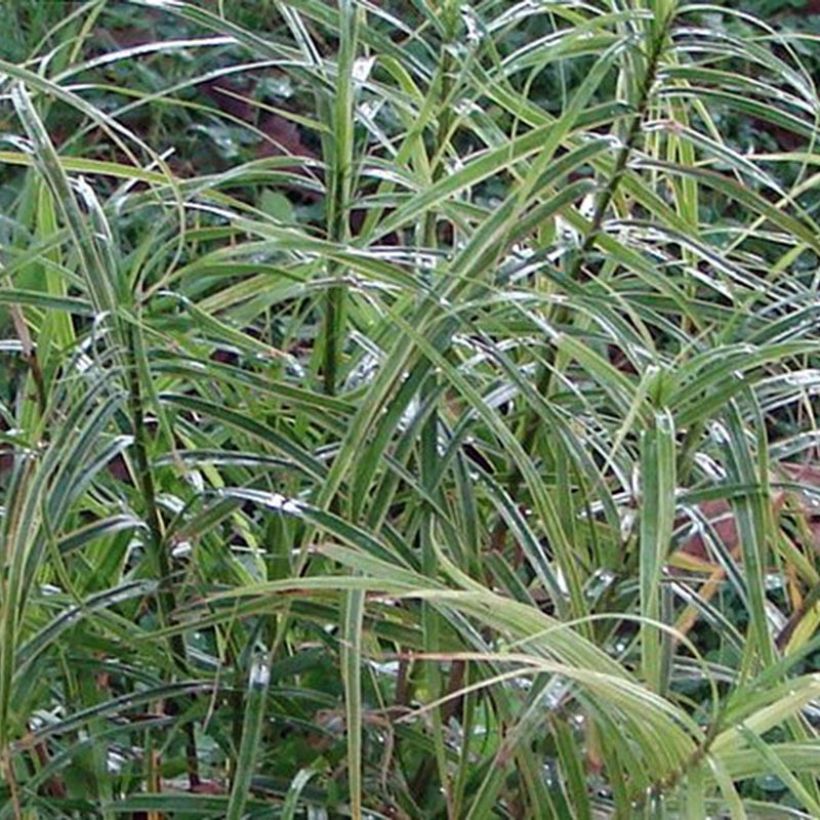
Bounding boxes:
0 0 818 817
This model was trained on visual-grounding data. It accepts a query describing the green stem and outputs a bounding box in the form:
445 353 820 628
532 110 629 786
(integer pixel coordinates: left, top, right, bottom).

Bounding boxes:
411 19 457 810
125 324 200 788
322 0 358 395
493 11 673 546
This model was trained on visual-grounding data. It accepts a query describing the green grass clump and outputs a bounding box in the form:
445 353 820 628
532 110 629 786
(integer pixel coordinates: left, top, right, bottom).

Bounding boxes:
0 0 818 817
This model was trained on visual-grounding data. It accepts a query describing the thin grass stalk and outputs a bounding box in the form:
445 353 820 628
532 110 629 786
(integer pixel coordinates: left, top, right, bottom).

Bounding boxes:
322 0 359 395
491 3 676 549
124 322 200 788
413 8 461 806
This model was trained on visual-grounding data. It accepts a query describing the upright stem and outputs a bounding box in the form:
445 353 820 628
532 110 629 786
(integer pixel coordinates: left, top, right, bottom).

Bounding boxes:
411 10 459 808
492 11 673 547
322 0 358 395
125 324 200 788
